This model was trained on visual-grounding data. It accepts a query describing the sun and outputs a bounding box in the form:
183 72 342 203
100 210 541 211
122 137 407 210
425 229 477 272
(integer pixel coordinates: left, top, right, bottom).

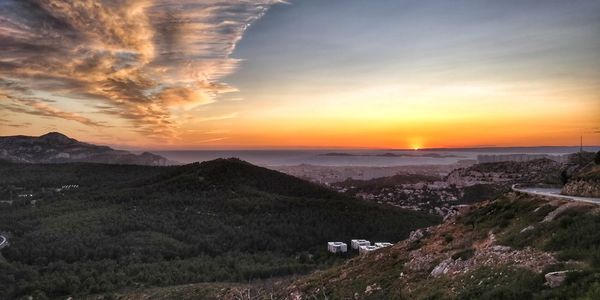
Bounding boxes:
408 138 424 151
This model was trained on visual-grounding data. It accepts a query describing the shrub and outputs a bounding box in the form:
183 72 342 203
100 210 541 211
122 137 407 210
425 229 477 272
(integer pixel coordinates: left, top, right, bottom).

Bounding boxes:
452 248 475 261
443 233 454 243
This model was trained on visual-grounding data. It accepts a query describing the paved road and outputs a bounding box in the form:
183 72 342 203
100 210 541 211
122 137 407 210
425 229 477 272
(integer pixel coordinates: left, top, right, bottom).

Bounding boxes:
512 185 600 205
0 235 7 249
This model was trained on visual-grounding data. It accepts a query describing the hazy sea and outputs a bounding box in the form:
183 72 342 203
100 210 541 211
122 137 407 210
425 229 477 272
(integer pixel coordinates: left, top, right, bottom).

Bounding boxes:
153 146 599 167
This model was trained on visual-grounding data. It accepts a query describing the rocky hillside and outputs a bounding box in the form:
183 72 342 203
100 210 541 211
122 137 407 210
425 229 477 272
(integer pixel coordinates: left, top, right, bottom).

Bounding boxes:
446 158 563 187
279 193 600 299
561 152 600 197
0 132 169 165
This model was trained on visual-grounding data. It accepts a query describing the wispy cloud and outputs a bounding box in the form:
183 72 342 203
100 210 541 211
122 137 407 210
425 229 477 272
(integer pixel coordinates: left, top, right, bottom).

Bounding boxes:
195 112 239 122
0 0 282 139
0 93 107 128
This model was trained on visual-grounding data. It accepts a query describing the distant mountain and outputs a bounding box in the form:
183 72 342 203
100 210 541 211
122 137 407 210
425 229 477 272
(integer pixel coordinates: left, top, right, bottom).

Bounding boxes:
0 132 169 166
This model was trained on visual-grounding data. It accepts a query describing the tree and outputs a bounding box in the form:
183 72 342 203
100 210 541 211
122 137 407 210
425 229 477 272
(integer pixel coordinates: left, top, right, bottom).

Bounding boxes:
595 151 600 164
560 170 569 185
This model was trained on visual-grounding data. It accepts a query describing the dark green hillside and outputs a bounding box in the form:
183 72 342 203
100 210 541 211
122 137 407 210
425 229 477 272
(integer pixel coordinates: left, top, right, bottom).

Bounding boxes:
0 159 439 299
0 160 169 190
139 158 340 199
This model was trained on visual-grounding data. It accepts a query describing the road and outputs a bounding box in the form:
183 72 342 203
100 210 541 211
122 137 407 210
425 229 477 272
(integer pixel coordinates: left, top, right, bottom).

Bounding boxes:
0 234 7 249
512 185 600 205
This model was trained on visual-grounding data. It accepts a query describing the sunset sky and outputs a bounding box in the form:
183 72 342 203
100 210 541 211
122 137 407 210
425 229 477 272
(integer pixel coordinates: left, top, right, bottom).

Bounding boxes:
0 0 599 149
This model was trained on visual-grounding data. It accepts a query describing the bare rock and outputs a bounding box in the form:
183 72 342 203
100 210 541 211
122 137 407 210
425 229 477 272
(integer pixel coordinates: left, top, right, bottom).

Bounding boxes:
545 271 569 288
364 283 381 295
490 245 511 252
289 291 303 300
406 251 437 272
409 229 425 242
430 258 454 278
520 225 534 233
562 179 600 198
543 203 577 223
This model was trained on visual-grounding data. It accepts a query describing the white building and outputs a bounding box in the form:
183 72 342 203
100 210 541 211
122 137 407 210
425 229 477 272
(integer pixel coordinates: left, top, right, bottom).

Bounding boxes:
359 245 380 254
327 242 348 253
351 239 370 249
374 242 393 248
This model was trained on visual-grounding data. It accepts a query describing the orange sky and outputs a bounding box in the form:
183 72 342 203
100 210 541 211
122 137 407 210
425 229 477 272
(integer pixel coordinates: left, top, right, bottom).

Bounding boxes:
1 1 599 149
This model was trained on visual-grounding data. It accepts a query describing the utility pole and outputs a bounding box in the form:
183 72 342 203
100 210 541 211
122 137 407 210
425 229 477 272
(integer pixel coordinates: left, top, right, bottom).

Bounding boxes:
580 135 583 153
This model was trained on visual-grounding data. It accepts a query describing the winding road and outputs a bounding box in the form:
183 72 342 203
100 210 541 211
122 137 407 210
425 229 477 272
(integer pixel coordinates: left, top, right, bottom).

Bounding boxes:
0 234 7 249
512 184 600 205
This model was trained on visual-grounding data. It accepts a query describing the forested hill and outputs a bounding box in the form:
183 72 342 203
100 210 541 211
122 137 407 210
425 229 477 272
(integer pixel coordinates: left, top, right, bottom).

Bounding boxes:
0 159 439 299
139 158 342 199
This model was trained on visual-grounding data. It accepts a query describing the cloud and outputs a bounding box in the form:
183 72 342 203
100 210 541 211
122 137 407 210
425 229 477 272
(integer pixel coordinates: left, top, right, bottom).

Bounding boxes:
5 122 32 128
583 127 600 134
197 137 229 143
0 93 107 128
0 0 282 139
195 112 239 122
0 115 32 128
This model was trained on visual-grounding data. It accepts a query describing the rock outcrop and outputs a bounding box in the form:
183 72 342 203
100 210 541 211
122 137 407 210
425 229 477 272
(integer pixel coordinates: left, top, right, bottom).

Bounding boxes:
445 158 563 187
561 179 600 198
545 271 570 288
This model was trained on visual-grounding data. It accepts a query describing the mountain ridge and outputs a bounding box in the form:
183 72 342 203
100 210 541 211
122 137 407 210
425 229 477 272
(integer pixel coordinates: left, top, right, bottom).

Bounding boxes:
0 132 170 166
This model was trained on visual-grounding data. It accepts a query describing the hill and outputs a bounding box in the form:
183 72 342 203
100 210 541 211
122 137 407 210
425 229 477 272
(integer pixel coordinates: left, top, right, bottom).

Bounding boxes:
92 192 600 299
279 193 600 299
0 159 439 299
335 174 440 192
329 159 568 218
446 158 564 187
0 132 169 166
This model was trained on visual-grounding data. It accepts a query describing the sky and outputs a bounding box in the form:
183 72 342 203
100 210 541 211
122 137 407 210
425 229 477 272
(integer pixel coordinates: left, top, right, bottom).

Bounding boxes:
0 0 599 149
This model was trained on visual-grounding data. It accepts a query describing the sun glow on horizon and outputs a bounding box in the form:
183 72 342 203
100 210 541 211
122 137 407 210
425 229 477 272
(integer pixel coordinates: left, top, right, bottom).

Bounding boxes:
0 0 599 149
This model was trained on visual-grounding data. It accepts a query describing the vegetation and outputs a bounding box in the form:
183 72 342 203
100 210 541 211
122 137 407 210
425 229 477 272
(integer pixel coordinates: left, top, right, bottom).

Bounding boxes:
272 193 600 300
459 184 508 204
0 159 439 299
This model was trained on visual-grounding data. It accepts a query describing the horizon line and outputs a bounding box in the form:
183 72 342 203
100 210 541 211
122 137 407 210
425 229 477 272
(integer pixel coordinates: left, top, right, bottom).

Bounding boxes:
139 145 600 152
